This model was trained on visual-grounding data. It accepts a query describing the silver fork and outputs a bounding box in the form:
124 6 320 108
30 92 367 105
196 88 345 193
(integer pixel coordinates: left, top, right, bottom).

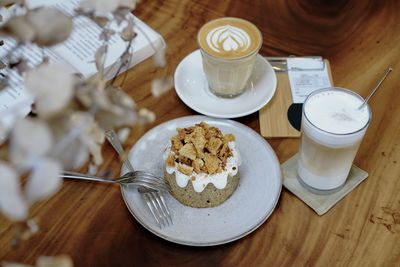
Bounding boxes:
61 171 170 193
105 129 173 228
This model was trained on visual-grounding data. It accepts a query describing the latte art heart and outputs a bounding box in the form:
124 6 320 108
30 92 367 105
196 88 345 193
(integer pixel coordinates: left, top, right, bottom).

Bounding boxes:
206 25 251 53
198 17 262 59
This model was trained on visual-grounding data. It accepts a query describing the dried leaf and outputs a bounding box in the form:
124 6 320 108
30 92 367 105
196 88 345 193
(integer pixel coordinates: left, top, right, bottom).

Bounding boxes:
25 64 74 116
10 118 53 168
9 59 28 74
151 76 173 97
0 120 8 143
26 158 62 203
69 112 105 165
153 45 166 67
52 139 89 170
0 74 9 91
0 59 6 69
94 85 137 129
99 28 115 41
105 85 135 110
75 74 108 109
113 7 131 25
121 17 136 41
0 161 27 221
0 0 23 8
80 0 119 13
95 45 107 72
94 109 136 130
138 108 155 123
92 15 109 27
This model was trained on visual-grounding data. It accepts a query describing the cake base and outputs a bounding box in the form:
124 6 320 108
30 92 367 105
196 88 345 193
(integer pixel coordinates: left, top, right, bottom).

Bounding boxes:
165 172 240 208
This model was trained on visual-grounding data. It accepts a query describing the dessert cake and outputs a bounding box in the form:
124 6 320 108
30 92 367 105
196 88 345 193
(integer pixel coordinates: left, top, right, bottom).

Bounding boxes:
164 122 240 208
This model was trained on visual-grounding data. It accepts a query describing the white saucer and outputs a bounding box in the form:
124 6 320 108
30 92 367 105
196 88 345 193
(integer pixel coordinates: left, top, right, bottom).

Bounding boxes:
121 116 282 246
174 50 277 118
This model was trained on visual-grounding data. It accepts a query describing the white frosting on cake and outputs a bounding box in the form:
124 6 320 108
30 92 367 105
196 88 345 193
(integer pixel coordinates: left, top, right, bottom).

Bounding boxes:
206 24 251 54
163 141 241 193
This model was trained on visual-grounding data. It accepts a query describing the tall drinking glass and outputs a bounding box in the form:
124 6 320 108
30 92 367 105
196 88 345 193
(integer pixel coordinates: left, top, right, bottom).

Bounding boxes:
298 87 372 191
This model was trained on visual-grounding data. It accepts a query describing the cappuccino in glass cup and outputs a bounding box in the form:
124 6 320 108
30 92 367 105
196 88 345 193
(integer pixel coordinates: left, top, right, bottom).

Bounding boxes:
197 17 262 98
298 87 371 191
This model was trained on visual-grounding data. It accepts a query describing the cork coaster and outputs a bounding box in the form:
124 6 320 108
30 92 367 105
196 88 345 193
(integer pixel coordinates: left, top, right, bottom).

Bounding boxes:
282 153 368 215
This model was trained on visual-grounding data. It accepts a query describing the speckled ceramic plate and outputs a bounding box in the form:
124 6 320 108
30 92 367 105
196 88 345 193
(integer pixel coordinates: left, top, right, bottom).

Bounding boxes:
174 50 277 118
121 116 282 246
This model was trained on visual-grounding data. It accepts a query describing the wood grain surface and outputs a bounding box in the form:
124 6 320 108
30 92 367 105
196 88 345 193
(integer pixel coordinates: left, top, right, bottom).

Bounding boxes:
1 0 400 266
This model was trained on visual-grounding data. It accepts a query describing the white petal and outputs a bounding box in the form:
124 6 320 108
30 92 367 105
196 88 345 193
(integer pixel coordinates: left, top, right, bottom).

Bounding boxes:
0 192 28 221
36 255 73 267
120 17 135 41
0 161 28 221
118 0 137 9
0 161 19 193
80 0 119 13
151 76 173 97
25 64 74 116
27 7 73 46
10 118 53 168
3 15 35 43
25 158 62 203
117 127 130 143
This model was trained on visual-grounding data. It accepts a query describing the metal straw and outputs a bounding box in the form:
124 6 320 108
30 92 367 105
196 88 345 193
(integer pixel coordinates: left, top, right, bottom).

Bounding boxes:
359 67 393 110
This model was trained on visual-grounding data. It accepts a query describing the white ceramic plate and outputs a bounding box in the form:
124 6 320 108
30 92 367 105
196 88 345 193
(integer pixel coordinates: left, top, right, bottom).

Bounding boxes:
121 116 282 246
174 50 277 118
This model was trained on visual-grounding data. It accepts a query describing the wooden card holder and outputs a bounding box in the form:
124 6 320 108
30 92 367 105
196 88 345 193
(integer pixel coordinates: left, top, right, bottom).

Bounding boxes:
259 59 333 138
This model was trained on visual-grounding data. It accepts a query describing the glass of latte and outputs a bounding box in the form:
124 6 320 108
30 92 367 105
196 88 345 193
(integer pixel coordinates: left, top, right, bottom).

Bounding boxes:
197 17 262 98
298 87 371 191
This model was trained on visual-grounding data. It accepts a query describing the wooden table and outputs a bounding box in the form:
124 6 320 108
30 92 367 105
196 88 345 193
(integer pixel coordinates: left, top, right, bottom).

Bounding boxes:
1 0 400 266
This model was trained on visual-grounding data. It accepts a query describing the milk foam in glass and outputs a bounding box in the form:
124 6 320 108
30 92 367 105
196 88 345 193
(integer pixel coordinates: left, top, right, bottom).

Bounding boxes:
298 87 371 191
197 17 262 97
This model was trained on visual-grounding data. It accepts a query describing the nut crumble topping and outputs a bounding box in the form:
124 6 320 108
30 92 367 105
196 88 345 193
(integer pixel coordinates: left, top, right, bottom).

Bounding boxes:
166 122 235 175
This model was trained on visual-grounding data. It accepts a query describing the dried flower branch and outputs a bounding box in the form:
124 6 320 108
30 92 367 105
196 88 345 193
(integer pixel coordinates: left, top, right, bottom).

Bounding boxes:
0 0 168 249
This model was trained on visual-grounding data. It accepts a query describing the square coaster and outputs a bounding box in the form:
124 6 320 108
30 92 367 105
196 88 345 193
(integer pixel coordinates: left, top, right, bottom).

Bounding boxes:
282 153 369 215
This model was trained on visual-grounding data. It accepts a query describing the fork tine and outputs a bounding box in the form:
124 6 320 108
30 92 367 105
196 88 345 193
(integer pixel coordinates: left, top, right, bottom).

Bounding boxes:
143 193 161 228
133 173 167 186
149 192 170 227
131 177 170 192
121 172 166 186
133 175 166 186
158 194 173 225
146 193 166 228
135 171 165 182
131 180 166 192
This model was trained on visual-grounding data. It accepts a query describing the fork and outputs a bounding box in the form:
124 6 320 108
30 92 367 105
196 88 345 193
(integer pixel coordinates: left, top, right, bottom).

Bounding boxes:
105 129 173 228
61 171 170 193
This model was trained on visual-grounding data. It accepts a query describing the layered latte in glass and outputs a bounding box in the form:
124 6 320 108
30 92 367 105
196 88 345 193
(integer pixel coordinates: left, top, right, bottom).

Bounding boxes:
197 17 262 98
298 88 371 191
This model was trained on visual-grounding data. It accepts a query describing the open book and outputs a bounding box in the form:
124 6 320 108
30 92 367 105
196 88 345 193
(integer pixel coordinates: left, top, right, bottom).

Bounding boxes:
0 0 165 125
